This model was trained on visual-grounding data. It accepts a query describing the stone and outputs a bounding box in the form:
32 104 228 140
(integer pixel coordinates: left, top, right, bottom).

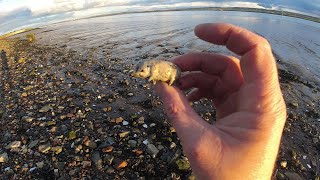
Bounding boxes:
39 143 51 153
115 117 124 123
277 172 286 180
147 144 159 158
54 169 59 177
82 161 91 168
137 117 144 124
150 123 156 127
157 145 164 151
280 160 287 168
176 159 191 171
115 160 128 170
39 105 53 112
51 146 63 154
143 139 149 145
0 152 9 163
122 121 129 126
102 146 113 153
91 152 103 170
313 138 319 144
68 131 76 140
290 102 298 108
84 140 97 149
142 124 148 128
107 137 115 145
119 131 129 138
36 161 44 168
103 106 112 112
22 116 33 122
106 167 115 174
104 154 114 165
6 141 21 149
128 140 137 148
127 93 134 97
285 172 304 180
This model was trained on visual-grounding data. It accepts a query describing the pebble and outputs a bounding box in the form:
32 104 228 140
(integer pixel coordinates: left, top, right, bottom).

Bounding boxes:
119 131 129 138
157 145 164 151
68 131 77 140
137 117 144 124
54 169 59 177
102 146 113 153
128 140 137 147
142 124 148 128
107 137 115 145
22 116 33 122
122 121 129 126
91 151 103 170
6 141 21 149
36 161 44 168
150 123 156 127
84 140 97 149
143 139 149 145
106 167 115 174
105 154 114 165
29 167 37 172
103 106 112 112
280 160 287 168
170 142 177 149
0 152 9 163
176 158 191 171
313 138 319 144
147 144 159 158
82 161 91 168
38 143 51 153
285 172 304 180
51 146 63 154
39 105 53 112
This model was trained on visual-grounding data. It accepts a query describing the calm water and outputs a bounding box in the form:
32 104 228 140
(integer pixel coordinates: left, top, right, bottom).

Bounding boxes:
36 11 320 84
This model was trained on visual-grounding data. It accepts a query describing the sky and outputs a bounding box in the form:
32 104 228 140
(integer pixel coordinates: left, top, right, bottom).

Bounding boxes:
0 0 319 35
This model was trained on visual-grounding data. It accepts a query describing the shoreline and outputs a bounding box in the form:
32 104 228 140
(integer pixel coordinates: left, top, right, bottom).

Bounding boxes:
1 7 319 37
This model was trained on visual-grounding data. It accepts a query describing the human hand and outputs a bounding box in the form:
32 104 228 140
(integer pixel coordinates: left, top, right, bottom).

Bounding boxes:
155 23 287 180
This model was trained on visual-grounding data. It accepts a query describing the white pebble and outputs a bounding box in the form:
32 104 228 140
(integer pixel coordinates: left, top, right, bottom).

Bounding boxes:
150 123 156 127
29 167 37 172
122 121 129 126
303 155 307 159
307 164 311 168
133 134 137 138
143 139 149 145
142 124 148 128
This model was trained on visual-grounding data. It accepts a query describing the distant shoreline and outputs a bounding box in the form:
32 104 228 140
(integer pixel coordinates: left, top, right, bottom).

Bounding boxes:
83 7 320 23
1 7 319 38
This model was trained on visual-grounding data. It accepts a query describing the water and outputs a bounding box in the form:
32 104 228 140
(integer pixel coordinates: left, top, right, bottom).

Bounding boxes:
35 10 320 84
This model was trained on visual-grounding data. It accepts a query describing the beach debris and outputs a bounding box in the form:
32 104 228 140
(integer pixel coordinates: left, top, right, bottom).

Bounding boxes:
132 60 181 85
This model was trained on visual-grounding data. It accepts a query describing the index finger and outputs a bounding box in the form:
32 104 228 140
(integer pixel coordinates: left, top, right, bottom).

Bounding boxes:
194 23 278 86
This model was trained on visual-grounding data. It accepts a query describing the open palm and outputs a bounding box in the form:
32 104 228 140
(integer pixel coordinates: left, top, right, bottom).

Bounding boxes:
155 23 286 180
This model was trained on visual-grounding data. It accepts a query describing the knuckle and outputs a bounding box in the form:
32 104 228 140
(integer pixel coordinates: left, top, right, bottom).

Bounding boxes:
258 37 272 51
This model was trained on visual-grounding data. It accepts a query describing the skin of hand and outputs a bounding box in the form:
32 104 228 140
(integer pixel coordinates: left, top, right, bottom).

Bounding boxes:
155 23 287 180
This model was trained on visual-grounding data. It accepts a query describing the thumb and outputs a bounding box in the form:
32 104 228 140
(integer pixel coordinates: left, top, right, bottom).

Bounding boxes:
154 82 208 146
